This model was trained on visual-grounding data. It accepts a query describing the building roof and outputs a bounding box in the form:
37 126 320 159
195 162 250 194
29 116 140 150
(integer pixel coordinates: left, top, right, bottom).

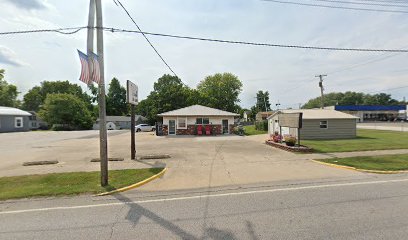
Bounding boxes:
335 105 407 111
157 105 240 117
268 109 358 120
0 106 31 116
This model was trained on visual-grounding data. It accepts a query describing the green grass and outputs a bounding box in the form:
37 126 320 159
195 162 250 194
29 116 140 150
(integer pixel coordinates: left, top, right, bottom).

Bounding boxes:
0 168 163 200
302 129 408 153
243 125 267 136
320 154 408 171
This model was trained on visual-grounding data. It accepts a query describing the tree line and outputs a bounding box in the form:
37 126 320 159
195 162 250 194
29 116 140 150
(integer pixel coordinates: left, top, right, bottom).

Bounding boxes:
0 69 243 129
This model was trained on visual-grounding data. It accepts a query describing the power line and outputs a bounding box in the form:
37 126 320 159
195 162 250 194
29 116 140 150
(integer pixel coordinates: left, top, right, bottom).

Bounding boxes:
113 0 181 82
309 0 408 8
0 27 87 35
261 0 408 13
2 26 408 53
368 85 408 94
105 27 408 53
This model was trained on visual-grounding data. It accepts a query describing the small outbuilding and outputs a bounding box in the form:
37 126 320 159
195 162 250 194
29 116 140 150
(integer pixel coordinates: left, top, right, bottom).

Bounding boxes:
0 106 32 133
268 109 358 140
157 105 239 135
93 115 147 130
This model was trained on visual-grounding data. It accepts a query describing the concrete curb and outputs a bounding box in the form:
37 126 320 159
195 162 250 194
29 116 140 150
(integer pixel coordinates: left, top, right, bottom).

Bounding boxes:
312 160 408 174
96 168 167 196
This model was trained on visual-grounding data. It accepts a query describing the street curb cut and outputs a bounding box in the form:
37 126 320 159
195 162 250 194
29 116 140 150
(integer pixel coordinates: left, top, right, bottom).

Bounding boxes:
312 160 408 174
96 168 167 196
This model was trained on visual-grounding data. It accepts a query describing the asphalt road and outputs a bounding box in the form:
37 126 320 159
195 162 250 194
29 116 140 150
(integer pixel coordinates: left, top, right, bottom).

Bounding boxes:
1 175 408 240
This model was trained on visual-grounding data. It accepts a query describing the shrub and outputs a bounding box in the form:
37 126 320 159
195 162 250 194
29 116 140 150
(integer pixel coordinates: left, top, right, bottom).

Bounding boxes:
284 135 297 146
255 120 268 131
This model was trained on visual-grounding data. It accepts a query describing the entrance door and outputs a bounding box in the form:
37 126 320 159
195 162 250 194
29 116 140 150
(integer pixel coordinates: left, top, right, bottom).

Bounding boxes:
222 119 228 134
169 120 176 135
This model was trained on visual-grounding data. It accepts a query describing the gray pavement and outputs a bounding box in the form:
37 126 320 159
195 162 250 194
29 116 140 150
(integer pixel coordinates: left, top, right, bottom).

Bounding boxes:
357 122 408 132
1 174 408 239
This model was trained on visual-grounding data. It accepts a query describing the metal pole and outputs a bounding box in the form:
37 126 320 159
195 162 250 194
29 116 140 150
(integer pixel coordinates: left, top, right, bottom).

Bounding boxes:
95 0 108 186
131 105 136 160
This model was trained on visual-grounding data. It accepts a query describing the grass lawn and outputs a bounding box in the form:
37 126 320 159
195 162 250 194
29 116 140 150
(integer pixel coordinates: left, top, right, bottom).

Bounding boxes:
302 129 408 153
319 154 408 171
0 168 163 200
243 125 267 136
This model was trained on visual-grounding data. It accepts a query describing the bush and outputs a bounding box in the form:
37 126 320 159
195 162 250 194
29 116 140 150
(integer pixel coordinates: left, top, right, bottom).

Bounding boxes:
39 93 93 130
284 135 297 146
255 120 268 131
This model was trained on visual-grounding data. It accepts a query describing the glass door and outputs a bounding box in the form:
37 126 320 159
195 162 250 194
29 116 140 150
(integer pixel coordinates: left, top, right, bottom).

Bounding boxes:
222 119 228 134
169 120 176 135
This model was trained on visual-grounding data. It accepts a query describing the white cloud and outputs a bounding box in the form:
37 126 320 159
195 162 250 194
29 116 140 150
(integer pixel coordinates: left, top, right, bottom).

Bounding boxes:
0 46 27 67
3 0 48 10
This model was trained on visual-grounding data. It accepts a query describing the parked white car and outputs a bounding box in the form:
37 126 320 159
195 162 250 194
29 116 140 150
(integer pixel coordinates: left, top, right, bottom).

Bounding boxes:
135 124 155 132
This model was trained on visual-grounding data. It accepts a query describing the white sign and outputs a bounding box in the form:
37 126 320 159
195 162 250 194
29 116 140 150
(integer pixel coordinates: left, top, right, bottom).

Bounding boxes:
279 112 303 128
126 80 138 105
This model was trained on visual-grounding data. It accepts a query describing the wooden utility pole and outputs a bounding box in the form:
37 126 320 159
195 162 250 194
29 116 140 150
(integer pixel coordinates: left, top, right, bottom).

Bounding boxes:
95 0 108 186
316 74 327 109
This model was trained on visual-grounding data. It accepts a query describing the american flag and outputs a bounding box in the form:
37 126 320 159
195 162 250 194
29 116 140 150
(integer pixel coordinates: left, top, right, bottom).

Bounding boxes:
89 52 101 84
77 50 91 85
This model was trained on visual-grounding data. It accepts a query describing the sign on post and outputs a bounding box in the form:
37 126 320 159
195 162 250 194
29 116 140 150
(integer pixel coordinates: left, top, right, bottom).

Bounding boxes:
279 112 303 129
127 80 138 160
127 80 138 105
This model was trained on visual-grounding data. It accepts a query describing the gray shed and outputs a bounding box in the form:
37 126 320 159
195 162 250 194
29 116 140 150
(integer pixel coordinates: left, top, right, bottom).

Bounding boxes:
0 106 32 133
268 109 358 140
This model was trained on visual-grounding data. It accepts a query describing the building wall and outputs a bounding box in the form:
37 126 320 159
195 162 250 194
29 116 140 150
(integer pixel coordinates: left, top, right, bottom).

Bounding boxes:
269 116 356 140
0 115 30 133
162 116 235 135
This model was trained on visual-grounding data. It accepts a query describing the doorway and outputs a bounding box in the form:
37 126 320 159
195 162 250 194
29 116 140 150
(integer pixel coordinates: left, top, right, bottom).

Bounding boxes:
222 119 229 134
169 120 176 135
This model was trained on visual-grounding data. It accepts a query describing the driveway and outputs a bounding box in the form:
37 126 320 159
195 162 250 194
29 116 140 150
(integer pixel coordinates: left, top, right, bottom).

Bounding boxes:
0 131 364 190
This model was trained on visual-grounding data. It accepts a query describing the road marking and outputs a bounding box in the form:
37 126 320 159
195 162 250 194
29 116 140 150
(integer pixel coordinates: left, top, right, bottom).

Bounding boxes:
2 178 408 215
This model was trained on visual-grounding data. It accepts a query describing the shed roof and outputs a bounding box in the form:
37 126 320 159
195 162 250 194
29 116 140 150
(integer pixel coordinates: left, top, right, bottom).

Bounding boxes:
268 109 358 120
0 106 31 116
158 105 239 117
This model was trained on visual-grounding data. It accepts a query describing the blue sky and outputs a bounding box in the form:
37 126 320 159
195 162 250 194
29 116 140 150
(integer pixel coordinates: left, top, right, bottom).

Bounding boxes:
0 0 407 109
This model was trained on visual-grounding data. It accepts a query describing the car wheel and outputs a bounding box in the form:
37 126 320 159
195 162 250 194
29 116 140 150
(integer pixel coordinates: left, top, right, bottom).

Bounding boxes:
136 128 141 132
152 128 156 131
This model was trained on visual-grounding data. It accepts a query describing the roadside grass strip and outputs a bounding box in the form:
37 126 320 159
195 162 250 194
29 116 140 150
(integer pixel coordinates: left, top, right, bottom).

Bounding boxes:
303 129 408 153
243 125 267 136
0 168 164 200
314 154 408 173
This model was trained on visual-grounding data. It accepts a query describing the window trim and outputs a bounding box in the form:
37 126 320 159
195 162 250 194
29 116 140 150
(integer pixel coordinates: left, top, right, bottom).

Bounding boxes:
15 117 23 128
177 117 187 129
319 120 328 129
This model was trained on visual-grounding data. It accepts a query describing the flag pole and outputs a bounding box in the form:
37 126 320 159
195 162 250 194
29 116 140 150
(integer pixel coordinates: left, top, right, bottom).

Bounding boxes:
95 0 108 186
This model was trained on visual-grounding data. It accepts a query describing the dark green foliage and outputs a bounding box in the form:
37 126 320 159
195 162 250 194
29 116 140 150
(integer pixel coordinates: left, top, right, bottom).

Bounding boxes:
255 120 268 131
302 91 400 109
197 73 243 113
106 78 128 116
255 90 271 112
0 69 20 107
38 93 93 130
22 80 93 112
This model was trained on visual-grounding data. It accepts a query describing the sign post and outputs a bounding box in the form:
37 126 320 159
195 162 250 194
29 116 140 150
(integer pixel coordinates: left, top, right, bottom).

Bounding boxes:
278 112 303 147
127 80 138 160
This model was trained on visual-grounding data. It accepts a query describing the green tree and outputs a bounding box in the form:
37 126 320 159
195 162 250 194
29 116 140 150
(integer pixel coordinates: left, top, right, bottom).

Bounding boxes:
255 90 271 111
302 91 400 109
136 74 191 124
0 69 20 107
197 73 243 112
22 80 92 112
38 93 93 130
106 78 128 116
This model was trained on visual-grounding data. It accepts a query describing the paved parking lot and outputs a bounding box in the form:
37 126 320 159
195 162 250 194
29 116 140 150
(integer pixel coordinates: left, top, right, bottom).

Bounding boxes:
0 130 364 190
358 122 408 132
